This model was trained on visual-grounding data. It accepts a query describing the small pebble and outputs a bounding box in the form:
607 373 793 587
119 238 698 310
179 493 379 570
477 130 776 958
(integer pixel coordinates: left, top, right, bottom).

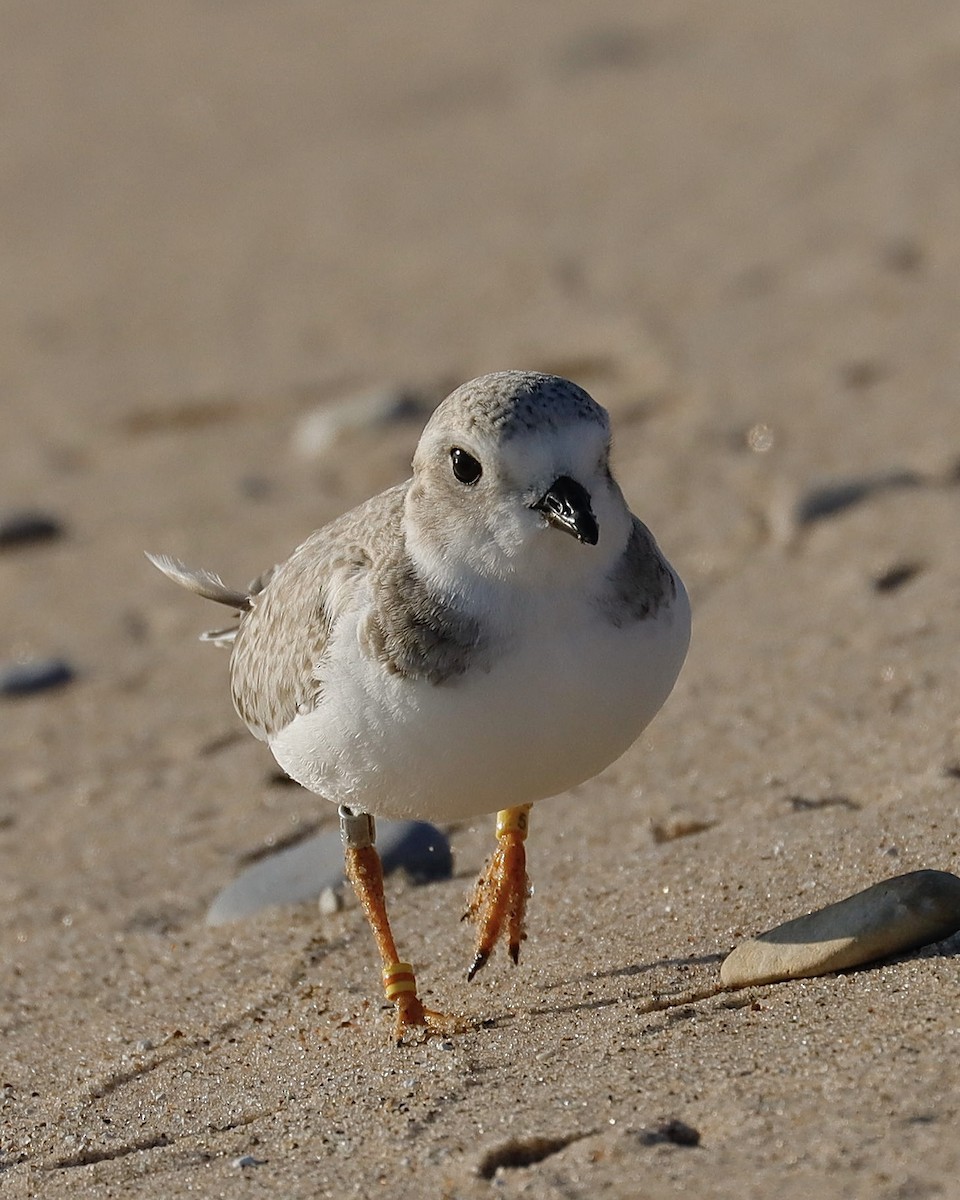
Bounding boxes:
720 870 960 987
0 511 64 549
838 359 887 390
880 236 923 274
231 1154 266 1169
650 814 714 844
873 562 923 593
0 659 75 697
555 27 653 74
318 886 343 916
206 819 452 925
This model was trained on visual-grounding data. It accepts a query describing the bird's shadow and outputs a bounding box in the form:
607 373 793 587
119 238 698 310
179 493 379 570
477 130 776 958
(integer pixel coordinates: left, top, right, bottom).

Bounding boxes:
484 950 725 1025
564 950 726 984
485 936 960 1027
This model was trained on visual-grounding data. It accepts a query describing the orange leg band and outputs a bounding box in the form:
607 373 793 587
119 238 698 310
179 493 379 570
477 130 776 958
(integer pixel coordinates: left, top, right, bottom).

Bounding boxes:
340 805 464 1043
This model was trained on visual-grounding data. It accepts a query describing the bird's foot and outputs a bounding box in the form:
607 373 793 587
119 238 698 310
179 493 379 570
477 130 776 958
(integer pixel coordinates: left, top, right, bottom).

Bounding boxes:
463 806 531 980
385 963 468 1044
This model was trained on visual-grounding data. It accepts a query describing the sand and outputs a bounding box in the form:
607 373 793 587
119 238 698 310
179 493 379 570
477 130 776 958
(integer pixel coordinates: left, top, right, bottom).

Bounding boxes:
2 2 959 1196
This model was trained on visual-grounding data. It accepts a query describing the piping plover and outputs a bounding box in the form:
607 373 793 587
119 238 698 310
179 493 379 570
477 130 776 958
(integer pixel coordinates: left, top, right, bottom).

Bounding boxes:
149 371 690 1041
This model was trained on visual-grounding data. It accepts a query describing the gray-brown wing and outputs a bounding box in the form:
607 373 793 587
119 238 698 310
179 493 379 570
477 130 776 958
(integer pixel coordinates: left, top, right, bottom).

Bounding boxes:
228 488 403 738
599 516 677 626
229 482 485 739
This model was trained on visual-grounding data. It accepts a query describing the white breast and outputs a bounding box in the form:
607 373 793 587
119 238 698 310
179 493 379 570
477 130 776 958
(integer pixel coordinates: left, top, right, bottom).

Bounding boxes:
269 573 690 822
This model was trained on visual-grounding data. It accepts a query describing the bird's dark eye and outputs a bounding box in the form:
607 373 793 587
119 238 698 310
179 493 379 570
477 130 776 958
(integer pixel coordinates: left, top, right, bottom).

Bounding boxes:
450 447 482 485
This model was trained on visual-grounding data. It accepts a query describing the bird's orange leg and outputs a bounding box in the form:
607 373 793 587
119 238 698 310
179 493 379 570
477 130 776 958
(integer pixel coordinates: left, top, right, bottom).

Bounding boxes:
464 804 532 981
340 806 464 1044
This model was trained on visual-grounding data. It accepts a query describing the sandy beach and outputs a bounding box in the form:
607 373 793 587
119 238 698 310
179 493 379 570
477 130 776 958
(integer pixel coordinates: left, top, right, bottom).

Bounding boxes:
2 2 959 1195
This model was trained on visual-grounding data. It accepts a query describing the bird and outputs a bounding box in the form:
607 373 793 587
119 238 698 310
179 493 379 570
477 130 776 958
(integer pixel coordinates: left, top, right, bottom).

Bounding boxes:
148 371 690 1042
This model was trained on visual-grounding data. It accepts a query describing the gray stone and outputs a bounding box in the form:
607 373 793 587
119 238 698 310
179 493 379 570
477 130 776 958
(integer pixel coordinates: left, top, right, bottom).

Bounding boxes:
292 387 436 460
206 819 452 925
720 870 960 988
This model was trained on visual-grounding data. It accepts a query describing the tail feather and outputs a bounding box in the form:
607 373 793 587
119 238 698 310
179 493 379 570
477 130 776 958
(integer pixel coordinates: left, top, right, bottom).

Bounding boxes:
199 625 240 647
145 552 253 612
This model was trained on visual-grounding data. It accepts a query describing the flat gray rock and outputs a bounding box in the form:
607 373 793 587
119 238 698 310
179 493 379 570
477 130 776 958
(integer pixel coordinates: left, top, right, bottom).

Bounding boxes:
292 386 436 460
206 820 452 925
720 870 960 988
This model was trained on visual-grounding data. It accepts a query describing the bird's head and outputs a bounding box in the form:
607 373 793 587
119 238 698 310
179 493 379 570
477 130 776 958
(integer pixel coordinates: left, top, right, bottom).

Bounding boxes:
405 371 631 590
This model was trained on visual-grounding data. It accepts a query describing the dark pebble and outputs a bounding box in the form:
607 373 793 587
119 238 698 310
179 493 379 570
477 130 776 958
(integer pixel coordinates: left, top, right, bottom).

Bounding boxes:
636 1118 701 1147
0 511 64 549
838 360 887 390
0 659 75 697
555 28 655 74
795 470 923 524
477 1134 583 1179
788 795 860 812
873 562 923 593
880 236 923 274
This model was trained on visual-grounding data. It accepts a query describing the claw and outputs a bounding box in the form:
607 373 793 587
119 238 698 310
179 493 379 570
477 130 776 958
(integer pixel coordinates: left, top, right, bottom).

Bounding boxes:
467 950 489 982
464 805 532 979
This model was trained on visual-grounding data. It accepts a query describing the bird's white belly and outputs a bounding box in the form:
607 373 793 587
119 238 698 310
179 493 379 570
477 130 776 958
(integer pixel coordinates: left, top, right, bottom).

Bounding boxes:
269 584 689 822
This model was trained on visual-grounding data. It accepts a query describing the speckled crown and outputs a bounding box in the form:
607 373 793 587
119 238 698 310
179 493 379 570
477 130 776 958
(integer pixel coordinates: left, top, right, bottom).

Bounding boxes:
429 371 609 441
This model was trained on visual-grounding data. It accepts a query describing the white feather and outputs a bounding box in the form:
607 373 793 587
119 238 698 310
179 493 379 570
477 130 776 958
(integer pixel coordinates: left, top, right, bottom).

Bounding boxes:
145 552 252 611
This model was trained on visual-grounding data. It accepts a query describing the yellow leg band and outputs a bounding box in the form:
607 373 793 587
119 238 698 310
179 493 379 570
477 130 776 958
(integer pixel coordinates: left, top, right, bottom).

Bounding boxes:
496 805 531 839
383 962 417 1001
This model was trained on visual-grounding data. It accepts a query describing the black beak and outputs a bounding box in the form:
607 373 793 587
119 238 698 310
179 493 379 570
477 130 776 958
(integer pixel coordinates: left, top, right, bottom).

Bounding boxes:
532 475 599 546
